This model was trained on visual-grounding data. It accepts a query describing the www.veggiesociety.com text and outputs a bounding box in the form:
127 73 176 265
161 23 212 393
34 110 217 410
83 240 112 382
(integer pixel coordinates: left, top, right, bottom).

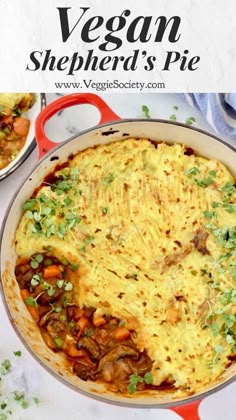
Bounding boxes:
54 79 166 91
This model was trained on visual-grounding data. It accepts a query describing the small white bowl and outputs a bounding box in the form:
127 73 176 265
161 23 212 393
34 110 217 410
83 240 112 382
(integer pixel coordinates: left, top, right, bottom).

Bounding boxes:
0 93 46 181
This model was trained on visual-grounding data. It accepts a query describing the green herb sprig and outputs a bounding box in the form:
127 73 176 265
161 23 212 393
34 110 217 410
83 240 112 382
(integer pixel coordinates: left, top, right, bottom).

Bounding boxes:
185 167 217 188
141 105 151 119
24 168 82 240
185 116 196 125
0 353 40 417
128 372 153 394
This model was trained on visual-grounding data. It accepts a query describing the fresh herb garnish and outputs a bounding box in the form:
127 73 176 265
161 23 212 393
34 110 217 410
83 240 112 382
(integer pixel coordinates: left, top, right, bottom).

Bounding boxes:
13 351 21 357
69 262 79 271
0 399 8 410
44 284 56 297
13 392 29 409
44 257 53 266
30 254 43 269
30 274 42 287
185 167 217 188
218 181 236 194
128 372 153 394
203 210 217 219
222 203 236 213
144 372 153 384
33 397 40 407
141 105 150 119
0 360 11 376
203 214 236 359
194 176 214 188
185 167 200 176
64 281 73 292
25 291 45 307
56 279 64 289
103 173 115 185
83 328 94 337
185 116 196 125
209 170 217 178
0 355 40 416
24 168 82 240
128 375 143 394
54 337 64 348
25 296 38 307
80 235 95 253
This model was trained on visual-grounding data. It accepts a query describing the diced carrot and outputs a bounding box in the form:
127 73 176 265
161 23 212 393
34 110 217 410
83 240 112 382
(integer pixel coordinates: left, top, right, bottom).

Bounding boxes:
43 265 62 279
66 344 87 358
20 289 39 321
92 313 106 327
66 345 94 366
76 317 89 334
73 308 85 321
113 326 130 341
13 117 30 137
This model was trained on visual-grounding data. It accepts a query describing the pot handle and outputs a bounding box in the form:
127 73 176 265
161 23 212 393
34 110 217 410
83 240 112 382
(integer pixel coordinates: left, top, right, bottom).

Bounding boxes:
170 399 202 420
35 93 121 160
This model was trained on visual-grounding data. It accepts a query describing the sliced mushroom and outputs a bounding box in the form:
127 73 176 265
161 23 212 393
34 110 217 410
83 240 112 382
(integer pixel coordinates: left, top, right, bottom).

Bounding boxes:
77 337 100 360
98 345 139 372
39 311 62 327
41 330 57 350
46 319 67 337
73 362 96 381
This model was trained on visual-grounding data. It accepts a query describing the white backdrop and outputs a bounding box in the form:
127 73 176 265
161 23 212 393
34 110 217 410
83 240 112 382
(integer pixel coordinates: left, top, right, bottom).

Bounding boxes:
0 0 235 92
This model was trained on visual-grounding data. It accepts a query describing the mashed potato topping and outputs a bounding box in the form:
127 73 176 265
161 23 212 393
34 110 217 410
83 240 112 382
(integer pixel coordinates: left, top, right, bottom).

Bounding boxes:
15 139 236 396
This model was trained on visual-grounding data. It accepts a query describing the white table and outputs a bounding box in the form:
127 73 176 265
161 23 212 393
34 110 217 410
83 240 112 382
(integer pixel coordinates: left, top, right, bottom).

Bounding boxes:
0 93 235 420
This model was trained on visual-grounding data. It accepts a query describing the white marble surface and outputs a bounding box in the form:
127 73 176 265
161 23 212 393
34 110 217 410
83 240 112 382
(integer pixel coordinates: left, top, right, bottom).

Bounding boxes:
0 93 235 420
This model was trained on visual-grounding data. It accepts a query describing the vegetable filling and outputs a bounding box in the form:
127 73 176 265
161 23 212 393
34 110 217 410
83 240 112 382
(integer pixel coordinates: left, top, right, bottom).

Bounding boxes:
15 253 167 394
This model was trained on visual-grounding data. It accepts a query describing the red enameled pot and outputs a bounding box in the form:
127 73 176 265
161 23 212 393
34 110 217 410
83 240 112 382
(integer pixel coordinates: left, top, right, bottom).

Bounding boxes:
1 93 236 420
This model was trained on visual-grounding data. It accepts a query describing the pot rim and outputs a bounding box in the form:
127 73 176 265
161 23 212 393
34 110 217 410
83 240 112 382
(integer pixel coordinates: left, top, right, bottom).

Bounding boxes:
0 117 235 409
